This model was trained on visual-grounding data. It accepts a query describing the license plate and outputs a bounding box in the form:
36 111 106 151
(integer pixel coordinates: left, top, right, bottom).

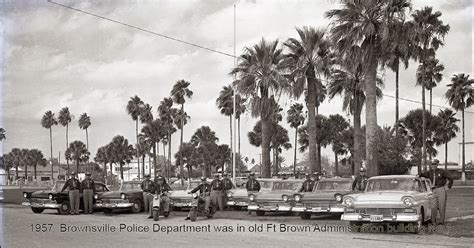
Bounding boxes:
370 215 384 222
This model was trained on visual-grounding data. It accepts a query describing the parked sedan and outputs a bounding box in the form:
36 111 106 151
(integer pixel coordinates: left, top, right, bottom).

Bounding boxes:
169 180 199 210
226 178 276 209
340 175 435 232
292 178 353 219
94 181 144 214
247 179 303 216
22 180 109 215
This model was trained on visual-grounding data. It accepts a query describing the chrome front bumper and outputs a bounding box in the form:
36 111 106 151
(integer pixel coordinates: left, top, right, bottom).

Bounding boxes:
94 202 134 209
22 201 61 209
171 202 193 208
226 200 249 207
248 204 292 212
341 213 420 222
292 205 344 213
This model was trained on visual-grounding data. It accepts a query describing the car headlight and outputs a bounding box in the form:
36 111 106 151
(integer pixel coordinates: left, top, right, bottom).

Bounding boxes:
282 195 289 202
249 194 255 202
343 197 353 206
402 196 414 206
23 192 28 198
334 194 343 203
121 193 126 200
48 194 53 200
227 192 233 198
94 194 98 200
192 193 198 199
294 194 301 202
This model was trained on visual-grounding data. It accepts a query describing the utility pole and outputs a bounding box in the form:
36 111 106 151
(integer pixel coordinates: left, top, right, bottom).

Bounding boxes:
232 3 237 184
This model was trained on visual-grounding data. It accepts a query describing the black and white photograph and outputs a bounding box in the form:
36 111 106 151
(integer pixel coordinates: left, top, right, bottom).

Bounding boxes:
0 0 473 247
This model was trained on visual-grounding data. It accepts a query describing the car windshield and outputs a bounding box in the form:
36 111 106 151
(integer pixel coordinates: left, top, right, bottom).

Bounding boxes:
52 181 65 191
260 181 273 189
315 181 351 191
272 181 300 191
365 178 420 192
120 182 141 191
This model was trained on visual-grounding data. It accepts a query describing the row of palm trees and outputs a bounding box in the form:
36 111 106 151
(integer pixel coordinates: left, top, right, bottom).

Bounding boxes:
230 1 473 178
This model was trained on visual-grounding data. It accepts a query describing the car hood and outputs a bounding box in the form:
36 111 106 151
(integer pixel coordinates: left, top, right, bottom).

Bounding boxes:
229 189 248 198
300 190 350 201
99 190 142 199
169 190 192 200
255 190 297 200
31 190 60 198
351 191 415 203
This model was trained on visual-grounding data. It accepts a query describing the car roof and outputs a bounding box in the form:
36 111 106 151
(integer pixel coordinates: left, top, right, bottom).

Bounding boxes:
369 175 417 180
318 178 353 182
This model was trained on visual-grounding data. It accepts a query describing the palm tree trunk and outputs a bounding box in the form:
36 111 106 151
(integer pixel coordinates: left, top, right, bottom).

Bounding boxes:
317 143 322 173
156 142 160 172
15 166 18 180
429 89 432 115
34 164 37 180
148 155 151 175
66 124 69 173
334 152 339 177
365 49 379 177
135 120 139 179
180 104 185 178
353 98 362 175
168 134 172 180
50 128 54 181
120 163 124 180
6 166 10 185
261 116 272 178
153 142 157 177
76 159 79 173
229 115 233 173
141 155 145 177
461 109 465 175
162 142 166 178
306 68 319 174
444 142 448 170
104 162 107 184
293 127 298 177
421 87 427 172
24 163 28 182
238 117 241 155
395 65 400 127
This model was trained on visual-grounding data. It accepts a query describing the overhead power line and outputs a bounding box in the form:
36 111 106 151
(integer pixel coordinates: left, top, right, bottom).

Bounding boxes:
48 0 474 116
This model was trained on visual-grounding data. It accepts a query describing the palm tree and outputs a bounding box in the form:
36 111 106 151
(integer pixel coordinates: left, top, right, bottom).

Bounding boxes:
417 56 444 115
284 27 332 174
19 149 30 181
126 95 144 179
231 38 289 178
28 149 47 181
171 80 193 177
328 45 384 174
236 94 247 156
446 73 474 180
410 6 450 171
108 136 135 180
139 103 154 124
41 110 58 181
78 113 91 149
94 146 109 181
286 103 305 176
140 119 165 176
0 127 6 141
326 0 411 176
158 97 178 179
327 114 350 177
58 107 72 172
65 140 90 173
435 109 460 170
216 85 234 171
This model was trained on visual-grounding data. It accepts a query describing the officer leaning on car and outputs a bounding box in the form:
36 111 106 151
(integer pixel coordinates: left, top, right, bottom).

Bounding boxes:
60 171 81 215
420 159 454 225
352 167 369 192
81 172 95 214
210 174 224 211
148 176 171 219
141 174 155 214
185 176 212 220
299 173 315 192
221 173 233 210
245 172 260 215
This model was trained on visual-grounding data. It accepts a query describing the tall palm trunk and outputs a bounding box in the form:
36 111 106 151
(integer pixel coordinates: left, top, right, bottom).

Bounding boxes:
120 163 124 180
6 167 10 185
444 142 448 170
66 124 69 173
334 152 339 177
261 116 272 178
429 89 433 115
365 47 379 177
153 142 157 177
317 143 322 173
24 163 28 181
162 142 166 178
461 108 465 176
148 156 151 175
15 166 18 180
238 117 241 155
395 65 400 127
421 86 427 172
180 104 185 178
229 115 233 173
306 68 319 174
34 164 37 180
104 162 107 184
76 159 79 174
49 128 54 181
141 155 145 178
353 96 362 175
293 127 298 177
135 120 140 180
168 134 172 180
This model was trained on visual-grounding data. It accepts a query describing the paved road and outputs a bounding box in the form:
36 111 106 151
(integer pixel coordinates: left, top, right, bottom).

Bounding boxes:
1 204 473 248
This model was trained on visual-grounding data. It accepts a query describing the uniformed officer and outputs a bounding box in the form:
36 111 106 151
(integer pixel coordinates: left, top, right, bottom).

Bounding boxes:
141 174 155 214
60 171 81 215
221 173 234 210
352 167 369 192
312 172 320 182
245 172 261 215
420 159 454 224
210 174 224 211
185 176 212 220
148 176 171 219
81 172 95 214
299 173 315 192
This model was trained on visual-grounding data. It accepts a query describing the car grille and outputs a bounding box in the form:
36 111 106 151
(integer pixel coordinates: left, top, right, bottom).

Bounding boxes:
171 199 192 203
100 199 128 204
31 198 52 204
357 208 404 216
305 201 337 208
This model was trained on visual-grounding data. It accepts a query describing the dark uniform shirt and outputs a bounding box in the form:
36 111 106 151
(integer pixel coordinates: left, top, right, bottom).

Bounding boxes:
421 169 454 189
351 175 369 191
211 179 223 191
222 178 233 191
154 183 171 195
61 178 81 192
81 178 95 192
190 182 212 195
246 178 261 192
299 179 315 192
141 179 155 193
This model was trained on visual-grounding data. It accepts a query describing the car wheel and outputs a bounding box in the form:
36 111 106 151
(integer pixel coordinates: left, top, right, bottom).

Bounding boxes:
256 210 265 216
57 201 70 215
300 213 311 220
153 210 159 221
31 207 44 214
131 200 142 214
190 209 197 222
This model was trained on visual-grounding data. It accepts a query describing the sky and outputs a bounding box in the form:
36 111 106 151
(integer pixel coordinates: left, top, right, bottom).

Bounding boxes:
1 0 473 168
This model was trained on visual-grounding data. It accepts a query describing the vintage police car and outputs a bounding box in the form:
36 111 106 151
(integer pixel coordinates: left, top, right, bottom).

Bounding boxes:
22 180 109 215
169 179 198 209
226 178 274 209
340 175 435 232
292 178 353 219
247 179 303 216
94 181 144 214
